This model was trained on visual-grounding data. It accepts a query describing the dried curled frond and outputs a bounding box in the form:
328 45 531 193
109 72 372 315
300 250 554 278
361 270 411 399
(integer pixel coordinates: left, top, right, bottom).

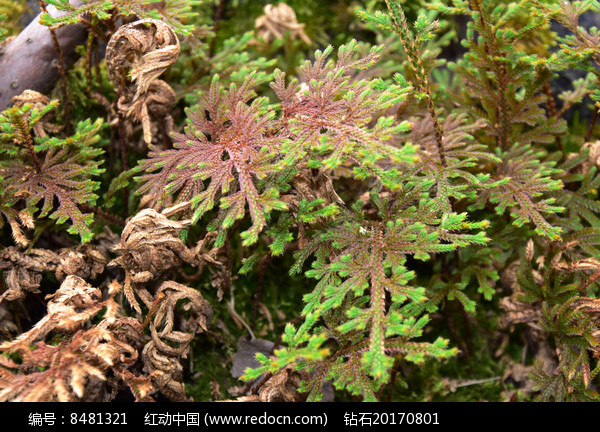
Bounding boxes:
255 3 311 45
580 141 600 173
106 19 180 94
109 206 201 314
0 276 151 402
123 80 176 145
0 276 103 353
224 364 309 402
106 18 180 144
0 242 111 303
0 247 59 302
55 243 111 282
142 281 212 401
0 314 144 402
499 296 542 331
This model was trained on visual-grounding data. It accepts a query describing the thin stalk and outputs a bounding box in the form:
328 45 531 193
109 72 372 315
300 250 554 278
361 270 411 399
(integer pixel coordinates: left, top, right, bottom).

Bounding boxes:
585 108 598 142
39 0 71 134
11 111 42 172
385 0 446 166
543 83 566 159
80 204 125 227
209 0 228 57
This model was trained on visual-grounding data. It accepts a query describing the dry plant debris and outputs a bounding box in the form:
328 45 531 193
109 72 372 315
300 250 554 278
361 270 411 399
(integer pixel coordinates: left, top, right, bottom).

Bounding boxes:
142 281 212 401
109 206 198 314
223 364 309 402
255 3 311 45
106 18 180 144
0 276 143 401
0 243 110 302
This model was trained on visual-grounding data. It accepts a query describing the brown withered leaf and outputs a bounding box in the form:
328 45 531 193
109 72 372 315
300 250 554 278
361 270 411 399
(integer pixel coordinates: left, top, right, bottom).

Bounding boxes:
55 243 110 282
255 3 311 45
550 256 600 274
106 18 180 144
112 366 157 402
499 296 543 331
498 252 550 336
0 243 111 303
575 296 600 314
498 258 543 332
0 315 144 402
142 281 212 401
574 297 600 360
579 141 600 173
0 276 103 353
210 378 222 400
223 364 309 402
110 207 197 313
209 239 232 302
5 209 34 247
0 276 146 402
500 342 556 398
0 247 59 302
0 300 17 338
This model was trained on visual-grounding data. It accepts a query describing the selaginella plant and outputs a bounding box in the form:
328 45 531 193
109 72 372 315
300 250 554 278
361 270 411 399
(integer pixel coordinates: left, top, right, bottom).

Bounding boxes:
0 97 104 244
241 0 600 401
1 0 600 402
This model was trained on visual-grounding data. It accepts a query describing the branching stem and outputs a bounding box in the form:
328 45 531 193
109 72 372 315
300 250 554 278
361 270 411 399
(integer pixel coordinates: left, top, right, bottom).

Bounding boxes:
80 204 125 227
385 0 446 167
10 111 42 172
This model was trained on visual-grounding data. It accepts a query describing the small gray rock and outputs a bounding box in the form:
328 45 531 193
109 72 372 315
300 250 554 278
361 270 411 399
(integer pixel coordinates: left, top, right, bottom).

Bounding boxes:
231 337 274 379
